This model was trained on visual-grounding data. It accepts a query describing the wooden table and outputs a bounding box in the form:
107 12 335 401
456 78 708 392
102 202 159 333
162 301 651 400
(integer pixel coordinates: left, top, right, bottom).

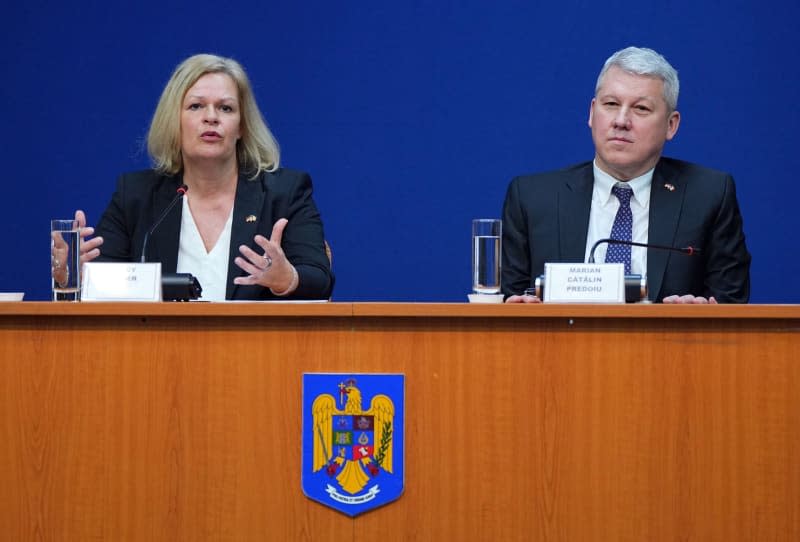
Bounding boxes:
1 302 798 541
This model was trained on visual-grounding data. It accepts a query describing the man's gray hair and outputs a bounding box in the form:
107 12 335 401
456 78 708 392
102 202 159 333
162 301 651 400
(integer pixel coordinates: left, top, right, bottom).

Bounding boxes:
596 47 680 111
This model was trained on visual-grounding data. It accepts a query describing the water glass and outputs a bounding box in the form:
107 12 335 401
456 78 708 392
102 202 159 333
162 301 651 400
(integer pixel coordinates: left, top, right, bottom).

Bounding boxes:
51 219 81 301
472 219 502 294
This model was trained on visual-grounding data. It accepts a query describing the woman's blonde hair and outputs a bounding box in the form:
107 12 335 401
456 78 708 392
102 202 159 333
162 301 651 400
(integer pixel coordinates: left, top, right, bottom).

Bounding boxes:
147 54 280 178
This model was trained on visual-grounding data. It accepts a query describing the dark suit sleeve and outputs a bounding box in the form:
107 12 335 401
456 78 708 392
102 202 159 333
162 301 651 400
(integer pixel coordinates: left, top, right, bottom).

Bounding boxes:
95 174 137 262
702 174 751 302
501 177 532 297
278 172 335 299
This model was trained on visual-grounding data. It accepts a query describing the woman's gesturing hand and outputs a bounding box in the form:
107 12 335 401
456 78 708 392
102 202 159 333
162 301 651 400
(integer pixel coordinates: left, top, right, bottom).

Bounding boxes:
234 218 298 295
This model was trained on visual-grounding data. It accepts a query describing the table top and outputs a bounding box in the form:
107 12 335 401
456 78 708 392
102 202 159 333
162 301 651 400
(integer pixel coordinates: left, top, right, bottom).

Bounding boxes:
2 301 800 320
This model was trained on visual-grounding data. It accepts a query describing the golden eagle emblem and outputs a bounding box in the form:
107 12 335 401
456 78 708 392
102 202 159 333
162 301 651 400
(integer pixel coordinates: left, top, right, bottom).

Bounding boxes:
312 378 395 495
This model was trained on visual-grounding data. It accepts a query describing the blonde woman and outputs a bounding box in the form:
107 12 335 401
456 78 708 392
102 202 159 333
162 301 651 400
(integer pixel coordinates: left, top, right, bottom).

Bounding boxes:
74 54 333 300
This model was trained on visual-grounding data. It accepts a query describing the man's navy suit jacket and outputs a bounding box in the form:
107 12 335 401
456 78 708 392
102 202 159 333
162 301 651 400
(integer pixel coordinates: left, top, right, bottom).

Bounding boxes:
501 157 751 302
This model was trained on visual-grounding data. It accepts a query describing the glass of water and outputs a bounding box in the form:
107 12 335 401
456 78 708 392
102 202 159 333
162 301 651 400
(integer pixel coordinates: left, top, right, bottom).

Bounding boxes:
51 219 81 301
472 219 502 294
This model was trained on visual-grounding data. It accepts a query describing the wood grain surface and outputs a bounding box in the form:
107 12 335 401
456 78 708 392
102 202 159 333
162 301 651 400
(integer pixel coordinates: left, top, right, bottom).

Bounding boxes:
1 303 798 541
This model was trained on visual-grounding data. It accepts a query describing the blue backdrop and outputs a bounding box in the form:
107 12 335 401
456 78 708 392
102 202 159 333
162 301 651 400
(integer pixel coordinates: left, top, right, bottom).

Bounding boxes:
4 1 797 302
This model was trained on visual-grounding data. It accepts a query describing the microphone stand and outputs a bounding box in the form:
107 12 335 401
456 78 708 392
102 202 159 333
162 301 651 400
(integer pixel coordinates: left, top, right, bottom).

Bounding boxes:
137 184 203 301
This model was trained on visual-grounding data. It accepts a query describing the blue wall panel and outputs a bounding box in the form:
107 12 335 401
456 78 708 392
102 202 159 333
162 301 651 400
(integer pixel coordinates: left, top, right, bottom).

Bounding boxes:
3 1 797 301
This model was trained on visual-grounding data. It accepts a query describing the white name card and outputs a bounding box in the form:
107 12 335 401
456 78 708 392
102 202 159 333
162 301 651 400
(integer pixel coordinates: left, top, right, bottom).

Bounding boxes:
543 263 625 303
81 262 162 302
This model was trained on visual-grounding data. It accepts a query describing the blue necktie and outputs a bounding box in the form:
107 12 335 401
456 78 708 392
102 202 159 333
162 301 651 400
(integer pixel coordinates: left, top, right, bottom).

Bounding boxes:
605 184 633 274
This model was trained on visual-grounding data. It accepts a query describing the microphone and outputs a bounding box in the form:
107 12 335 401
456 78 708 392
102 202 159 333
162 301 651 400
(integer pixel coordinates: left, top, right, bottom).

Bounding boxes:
141 184 188 263
588 238 700 264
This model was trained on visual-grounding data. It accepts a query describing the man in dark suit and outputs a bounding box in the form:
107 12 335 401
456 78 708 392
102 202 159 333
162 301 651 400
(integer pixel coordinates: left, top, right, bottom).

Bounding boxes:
502 47 750 303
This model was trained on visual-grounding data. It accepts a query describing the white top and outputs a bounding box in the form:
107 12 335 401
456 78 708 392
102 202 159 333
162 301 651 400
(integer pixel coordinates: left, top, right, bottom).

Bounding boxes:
584 161 653 276
176 197 233 301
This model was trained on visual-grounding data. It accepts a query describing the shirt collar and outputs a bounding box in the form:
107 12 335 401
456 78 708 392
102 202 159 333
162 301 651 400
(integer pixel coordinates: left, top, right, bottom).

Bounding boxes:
592 160 654 207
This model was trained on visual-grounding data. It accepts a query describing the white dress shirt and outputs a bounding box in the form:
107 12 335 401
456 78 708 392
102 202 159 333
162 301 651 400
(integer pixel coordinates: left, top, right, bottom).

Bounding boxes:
584 161 653 277
176 197 233 301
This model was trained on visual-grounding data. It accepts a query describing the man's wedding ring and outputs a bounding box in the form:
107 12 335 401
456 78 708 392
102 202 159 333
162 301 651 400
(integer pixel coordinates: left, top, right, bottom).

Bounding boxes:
263 254 272 270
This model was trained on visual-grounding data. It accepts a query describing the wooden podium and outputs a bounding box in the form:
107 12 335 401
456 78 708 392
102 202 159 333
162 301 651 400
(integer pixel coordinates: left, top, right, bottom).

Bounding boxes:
1 302 798 541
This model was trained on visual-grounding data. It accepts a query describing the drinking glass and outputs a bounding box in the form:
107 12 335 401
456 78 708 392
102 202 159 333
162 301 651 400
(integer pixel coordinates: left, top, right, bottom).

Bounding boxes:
472 219 502 294
51 219 81 301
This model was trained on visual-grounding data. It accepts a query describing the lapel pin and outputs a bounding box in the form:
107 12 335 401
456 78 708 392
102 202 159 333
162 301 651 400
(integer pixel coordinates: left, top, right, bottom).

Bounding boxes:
664 183 675 192
245 215 257 223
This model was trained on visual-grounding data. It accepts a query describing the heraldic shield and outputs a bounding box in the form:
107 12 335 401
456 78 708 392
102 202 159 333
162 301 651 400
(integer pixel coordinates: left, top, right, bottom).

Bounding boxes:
302 374 405 516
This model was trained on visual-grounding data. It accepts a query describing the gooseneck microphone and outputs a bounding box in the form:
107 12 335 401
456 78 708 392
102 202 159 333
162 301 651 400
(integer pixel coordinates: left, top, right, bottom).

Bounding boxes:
140 184 188 263
588 238 701 264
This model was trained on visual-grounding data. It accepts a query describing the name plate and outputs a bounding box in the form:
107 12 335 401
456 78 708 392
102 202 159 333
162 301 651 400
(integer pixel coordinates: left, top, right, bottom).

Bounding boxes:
81 262 162 302
543 263 625 303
